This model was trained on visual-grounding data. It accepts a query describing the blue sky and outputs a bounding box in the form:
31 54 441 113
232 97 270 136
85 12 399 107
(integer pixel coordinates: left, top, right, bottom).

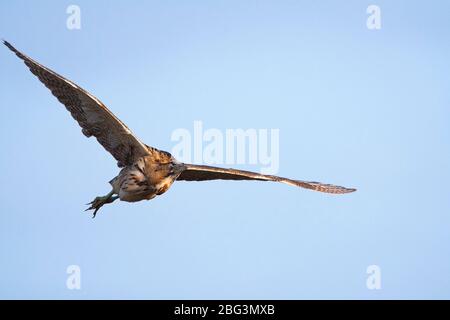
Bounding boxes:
0 0 449 299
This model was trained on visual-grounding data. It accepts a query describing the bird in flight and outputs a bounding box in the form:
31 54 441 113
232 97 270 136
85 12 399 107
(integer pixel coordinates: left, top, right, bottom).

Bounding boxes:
4 41 356 217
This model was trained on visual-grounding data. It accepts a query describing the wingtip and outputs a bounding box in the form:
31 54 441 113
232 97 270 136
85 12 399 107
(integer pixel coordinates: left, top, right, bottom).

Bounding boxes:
322 184 357 194
3 39 15 51
339 186 357 194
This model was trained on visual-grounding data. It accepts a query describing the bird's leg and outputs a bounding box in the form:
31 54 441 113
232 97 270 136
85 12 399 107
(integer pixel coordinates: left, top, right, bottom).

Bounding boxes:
85 190 118 218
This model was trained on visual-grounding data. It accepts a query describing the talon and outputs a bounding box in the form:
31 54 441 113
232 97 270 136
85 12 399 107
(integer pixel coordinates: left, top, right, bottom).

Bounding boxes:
84 192 117 218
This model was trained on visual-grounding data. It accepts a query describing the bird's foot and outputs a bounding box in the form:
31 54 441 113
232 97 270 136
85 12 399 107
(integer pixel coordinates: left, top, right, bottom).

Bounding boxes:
85 192 117 218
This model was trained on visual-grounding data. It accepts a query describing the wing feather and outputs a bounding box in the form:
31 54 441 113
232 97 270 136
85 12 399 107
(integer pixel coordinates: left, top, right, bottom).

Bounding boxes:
177 164 356 194
4 40 150 167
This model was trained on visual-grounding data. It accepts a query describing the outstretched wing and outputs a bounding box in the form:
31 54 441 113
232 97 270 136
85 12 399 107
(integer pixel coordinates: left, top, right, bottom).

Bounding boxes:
177 164 356 194
4 40 150 167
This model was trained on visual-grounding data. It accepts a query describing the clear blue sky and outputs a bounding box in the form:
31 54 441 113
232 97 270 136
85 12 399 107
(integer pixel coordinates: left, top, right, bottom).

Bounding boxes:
0 0 449 299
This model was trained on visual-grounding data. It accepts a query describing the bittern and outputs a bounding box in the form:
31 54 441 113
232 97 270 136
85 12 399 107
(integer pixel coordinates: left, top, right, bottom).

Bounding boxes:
4 41 356 217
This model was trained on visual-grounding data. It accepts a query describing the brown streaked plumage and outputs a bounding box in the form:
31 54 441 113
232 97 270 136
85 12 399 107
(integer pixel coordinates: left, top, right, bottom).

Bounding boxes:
4 40 356 217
